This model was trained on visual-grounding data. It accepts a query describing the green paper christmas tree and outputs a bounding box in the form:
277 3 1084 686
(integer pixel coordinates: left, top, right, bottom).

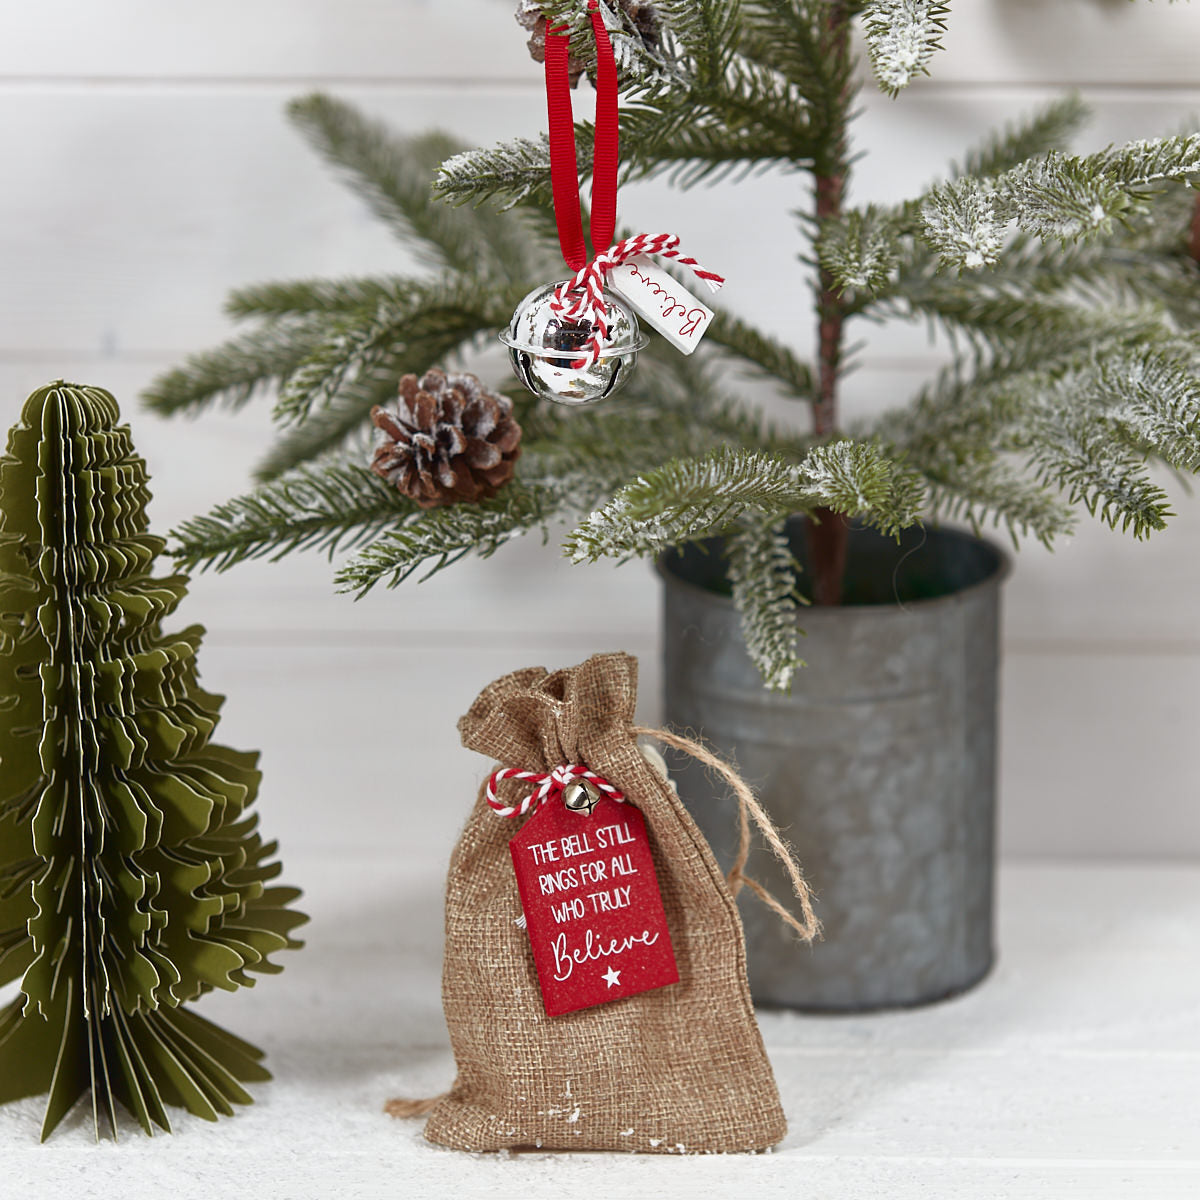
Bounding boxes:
0 382 306 1141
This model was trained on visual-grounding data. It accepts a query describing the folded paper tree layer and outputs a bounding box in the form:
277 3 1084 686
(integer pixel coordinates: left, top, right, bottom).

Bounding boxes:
0 383 306 1141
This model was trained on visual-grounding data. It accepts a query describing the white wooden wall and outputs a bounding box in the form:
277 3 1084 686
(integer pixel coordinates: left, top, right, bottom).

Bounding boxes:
1 0 1198 863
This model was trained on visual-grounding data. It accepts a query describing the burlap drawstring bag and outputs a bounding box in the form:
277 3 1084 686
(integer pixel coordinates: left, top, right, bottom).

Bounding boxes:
392 652 817 1154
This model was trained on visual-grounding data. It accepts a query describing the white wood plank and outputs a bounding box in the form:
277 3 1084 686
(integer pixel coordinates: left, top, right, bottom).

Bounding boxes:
151 642 1200 859
1001 647 1200 856
0 88 1194 358
193 643 663 860
3 357 1200 657
2 0 1199 87
0 1 536 82
930 0 1200 88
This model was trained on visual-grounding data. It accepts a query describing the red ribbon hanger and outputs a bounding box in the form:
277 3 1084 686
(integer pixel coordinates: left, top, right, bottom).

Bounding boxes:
541 2 724 366
544 0 618 270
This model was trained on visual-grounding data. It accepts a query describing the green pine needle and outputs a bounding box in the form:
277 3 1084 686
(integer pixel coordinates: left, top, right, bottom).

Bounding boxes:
954 94 1090 179
271 282 511 426
334 481 563 595
726 515 805 693
922 134 1200 270
287 96 539 280
1029 411 1172 539
862 0 951 97
818 205 902 298
566 442 925 564
170 463 417 572
142 320 327 417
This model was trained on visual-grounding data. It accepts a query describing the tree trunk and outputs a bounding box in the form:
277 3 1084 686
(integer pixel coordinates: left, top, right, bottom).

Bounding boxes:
805 3 852 606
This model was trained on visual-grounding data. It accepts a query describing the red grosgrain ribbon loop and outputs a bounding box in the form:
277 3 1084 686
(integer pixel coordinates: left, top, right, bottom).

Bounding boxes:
545 0 617 271
486 763 625 819
544 3 725 366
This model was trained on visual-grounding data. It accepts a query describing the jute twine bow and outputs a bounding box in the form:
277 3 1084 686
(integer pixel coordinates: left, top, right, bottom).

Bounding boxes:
550 233 724 367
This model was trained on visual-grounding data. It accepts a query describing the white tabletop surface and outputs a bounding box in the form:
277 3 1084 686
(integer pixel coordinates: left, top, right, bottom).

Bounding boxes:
2 856 1197 1200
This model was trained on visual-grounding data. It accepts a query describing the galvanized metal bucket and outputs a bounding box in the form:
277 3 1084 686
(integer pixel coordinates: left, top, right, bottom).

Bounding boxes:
658 521 1010 1011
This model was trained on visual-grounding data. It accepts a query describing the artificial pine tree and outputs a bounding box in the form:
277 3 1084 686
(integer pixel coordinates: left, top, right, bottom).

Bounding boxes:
0 382 306 1140
146 2 1200 690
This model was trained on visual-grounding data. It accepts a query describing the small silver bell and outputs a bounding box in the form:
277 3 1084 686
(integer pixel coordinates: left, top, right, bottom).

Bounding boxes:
500 280 647 406
562 778 602 816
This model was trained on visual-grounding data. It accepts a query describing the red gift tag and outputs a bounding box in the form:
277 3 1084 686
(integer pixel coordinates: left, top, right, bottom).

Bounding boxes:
509 794 679 1017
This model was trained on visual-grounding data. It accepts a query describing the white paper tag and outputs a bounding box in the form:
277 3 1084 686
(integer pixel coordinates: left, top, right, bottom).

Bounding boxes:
608 255 715 355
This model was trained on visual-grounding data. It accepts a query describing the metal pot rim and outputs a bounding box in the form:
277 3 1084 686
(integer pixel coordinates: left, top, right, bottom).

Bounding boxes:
655 522 1012 613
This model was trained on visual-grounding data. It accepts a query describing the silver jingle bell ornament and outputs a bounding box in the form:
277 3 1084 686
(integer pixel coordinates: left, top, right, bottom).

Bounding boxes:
500 280 648 406
562 778 602 816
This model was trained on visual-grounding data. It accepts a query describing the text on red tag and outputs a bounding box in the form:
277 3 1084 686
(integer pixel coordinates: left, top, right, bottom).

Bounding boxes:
509 793 679 1017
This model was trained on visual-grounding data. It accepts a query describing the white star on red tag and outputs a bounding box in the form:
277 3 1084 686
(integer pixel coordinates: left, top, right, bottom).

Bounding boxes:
602 966 621 988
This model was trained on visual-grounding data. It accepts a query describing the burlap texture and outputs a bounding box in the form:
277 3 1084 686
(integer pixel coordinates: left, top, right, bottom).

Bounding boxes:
423 652 786 1154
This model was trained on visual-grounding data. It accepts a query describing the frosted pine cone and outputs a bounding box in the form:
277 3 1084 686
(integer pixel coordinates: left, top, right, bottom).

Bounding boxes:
515 1 661 86
370 370 521 509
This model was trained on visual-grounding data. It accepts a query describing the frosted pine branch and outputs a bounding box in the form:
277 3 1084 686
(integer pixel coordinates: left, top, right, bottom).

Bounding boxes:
861 0 951 96
336 482 565 594
169 464 417 572
565 443 925 563
142 320 328 417
436 137 559 212
923 135 1200 269
1028 409 1171 538
564 496 687 564
272 284 509 425
1100 134 1200 190
726 516 804 693
1101 352 1200 473
565 448 808 564
531 0 680 86
796 442 927 537
563 448 788 564
1003 154 1131 243
921 178 1004 269
818 206 902 297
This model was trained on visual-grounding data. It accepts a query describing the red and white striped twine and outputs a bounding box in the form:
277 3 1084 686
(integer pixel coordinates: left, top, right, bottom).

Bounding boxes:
486 762 625 819
550 233 724 367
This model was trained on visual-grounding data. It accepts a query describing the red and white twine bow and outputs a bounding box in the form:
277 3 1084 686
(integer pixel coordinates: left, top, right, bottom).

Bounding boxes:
486 763 625 818
550 234 724 366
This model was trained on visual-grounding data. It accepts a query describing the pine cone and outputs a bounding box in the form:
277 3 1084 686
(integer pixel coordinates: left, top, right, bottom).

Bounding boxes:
370 370 522 509
515 1 661 87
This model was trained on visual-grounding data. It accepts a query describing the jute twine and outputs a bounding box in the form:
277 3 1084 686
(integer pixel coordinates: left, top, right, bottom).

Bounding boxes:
388 653 817 1154
630 724 821 945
